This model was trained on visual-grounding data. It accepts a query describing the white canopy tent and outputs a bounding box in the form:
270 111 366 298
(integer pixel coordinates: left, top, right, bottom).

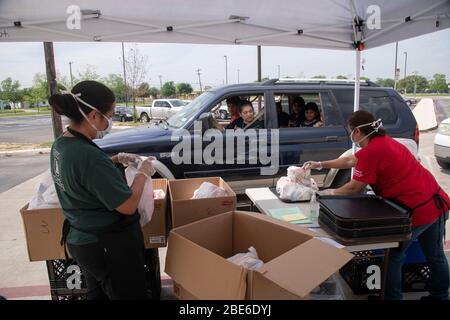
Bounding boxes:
1 0 449 135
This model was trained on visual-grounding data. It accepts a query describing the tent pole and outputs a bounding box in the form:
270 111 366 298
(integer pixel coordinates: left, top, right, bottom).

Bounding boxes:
257 46 262 82
44 42 63 139
352 49 361 158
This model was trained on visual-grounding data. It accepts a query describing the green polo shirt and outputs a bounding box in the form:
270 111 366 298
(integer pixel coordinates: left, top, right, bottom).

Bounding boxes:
50 135 132 245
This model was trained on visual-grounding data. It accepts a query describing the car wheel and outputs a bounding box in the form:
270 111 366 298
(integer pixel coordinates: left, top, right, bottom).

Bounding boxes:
329 169 351 189
120 116 125 122
437 159 450 170
220 111 227 120
140 113 150 123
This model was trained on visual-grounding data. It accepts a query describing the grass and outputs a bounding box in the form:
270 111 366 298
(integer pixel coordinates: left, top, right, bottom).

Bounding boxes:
403 93 450 97
0 110 51 118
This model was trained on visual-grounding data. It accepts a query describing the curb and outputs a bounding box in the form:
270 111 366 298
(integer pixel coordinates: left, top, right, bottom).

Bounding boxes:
0 148 51 156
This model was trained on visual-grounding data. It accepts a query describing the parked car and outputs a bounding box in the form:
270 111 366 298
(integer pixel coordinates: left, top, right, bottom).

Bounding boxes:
112 106 134 122
136 99 185 122
97 79 418 194
214 101 230 119
434 117 450 169
182 99 193 105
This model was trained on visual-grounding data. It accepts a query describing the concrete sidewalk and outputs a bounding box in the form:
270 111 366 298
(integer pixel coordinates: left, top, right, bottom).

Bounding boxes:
1 170 449 300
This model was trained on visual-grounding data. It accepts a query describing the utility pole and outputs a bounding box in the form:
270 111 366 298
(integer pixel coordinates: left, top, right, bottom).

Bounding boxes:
44 42 63 138
158 75 163 90
237 69 240 84
393 42 398 89
403 51 408 95
121 42 128 107
277 64 280 78
68 61 74 88
196 69 202 92
224 55 228 85
257 46 262 82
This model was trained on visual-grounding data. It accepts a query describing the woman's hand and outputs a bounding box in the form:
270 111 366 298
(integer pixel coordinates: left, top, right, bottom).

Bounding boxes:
136 157 156 179
303 161 323 170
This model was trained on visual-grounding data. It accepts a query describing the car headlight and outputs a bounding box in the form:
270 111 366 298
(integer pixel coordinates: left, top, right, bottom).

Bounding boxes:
438 123 450 136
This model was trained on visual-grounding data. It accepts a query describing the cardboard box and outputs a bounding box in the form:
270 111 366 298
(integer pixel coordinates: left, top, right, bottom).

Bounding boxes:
20 179 169 261
168 177 236 229
142 179 168 248
165 211 353 300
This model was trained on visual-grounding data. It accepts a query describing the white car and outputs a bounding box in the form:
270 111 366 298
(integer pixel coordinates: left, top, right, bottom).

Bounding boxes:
434 117 450 169
136 99 185 122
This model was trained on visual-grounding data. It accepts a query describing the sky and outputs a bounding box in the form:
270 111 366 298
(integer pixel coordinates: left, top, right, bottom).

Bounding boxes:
0 28 449 90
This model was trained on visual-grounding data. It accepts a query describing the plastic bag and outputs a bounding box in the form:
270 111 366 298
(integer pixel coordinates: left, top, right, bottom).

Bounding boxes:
28 170 61 209
192 182 228 199
153 189 166 199
125 160 154 226
276 166 318 201
227 247 264 270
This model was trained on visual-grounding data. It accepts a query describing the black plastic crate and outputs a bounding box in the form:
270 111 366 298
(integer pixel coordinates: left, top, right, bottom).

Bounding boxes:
46 259 88 300
340 251 431 295
339 250 384 294
402 263 430 292
46 248 161 300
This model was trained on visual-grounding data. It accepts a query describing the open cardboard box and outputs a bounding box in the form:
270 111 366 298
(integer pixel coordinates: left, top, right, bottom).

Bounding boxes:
165 210 353 300
20 179 169 262
168 177 236 229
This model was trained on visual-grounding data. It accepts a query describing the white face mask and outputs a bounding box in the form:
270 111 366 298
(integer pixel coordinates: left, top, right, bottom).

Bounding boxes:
350 119 383 147
63 91 113 139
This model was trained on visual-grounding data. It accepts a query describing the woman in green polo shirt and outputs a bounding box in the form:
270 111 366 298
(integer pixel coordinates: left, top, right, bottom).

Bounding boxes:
49 80 154 300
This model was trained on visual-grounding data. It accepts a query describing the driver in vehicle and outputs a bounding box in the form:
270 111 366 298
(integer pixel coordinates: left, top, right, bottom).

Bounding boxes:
213 100 264 131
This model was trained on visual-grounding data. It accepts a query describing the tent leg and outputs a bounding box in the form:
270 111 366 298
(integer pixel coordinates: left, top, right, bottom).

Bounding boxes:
44 42 63 139
351 49 361 157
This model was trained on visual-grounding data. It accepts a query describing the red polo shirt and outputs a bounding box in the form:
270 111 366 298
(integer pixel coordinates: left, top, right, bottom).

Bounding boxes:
353 135 449 227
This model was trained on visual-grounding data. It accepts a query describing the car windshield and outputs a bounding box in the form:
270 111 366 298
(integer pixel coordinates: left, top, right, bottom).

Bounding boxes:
169 99 186 107
166 92 214 128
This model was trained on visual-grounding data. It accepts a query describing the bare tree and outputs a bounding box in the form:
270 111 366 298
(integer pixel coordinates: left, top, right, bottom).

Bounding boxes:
122 44 148 122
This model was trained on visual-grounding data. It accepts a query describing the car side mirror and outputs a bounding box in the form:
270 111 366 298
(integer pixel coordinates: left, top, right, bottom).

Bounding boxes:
197 112 214 132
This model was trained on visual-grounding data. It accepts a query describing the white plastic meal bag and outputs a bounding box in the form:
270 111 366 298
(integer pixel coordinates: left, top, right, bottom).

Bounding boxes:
125 162 154 226
227 247 264 270
192 182 228 199
28 170 61 209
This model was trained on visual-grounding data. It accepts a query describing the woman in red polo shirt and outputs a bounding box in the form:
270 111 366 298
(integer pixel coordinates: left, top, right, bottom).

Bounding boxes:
304 110 449 300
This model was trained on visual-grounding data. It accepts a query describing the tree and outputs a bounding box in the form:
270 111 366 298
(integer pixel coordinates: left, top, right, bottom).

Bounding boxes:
23 73 48 111
176 82 193 95
312 75 326 79
161 81 176 97
77 65 100 81
0 77 23 111
429 73 448 93
137 82 150 98
103 74 128 102
123 44 148 121
360 76 370 81
203 85 212 91
148 87 159 99
397 75 428 93
375 78 395 88
336 75 348 79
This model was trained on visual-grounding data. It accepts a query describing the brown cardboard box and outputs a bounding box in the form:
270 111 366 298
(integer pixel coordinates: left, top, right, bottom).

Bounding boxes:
142 179 168 248
165 211 353 300
20 179 169 261
168 177 236 229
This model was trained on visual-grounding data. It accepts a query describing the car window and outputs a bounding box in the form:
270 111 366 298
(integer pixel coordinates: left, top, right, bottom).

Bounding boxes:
154 101 163 107
167 92 214 128
163 102 171 108
170 100 185 107
273 92 325 129
333 89 398 125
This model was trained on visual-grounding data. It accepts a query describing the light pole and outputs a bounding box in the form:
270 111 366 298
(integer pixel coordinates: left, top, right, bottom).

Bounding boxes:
158 75 163 90
68 61 74 88
393 42 398 89
237 69 240 84
277 64 280 78
224 55 228 85
121 42 128 106
403 51 408 94
196 69 202 92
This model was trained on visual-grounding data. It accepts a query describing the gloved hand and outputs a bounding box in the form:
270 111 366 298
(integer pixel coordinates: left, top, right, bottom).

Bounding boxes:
303 161 323 170
136 156 156 179
116 152 141 167
317 188 336 196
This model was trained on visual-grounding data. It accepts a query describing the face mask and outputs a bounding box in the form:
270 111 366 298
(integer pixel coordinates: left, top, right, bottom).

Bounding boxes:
63 91 112 139
350 119 383 147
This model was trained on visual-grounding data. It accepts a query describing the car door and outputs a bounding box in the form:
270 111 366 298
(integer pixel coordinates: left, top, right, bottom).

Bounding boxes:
182 91 276 194
270 89 350 187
